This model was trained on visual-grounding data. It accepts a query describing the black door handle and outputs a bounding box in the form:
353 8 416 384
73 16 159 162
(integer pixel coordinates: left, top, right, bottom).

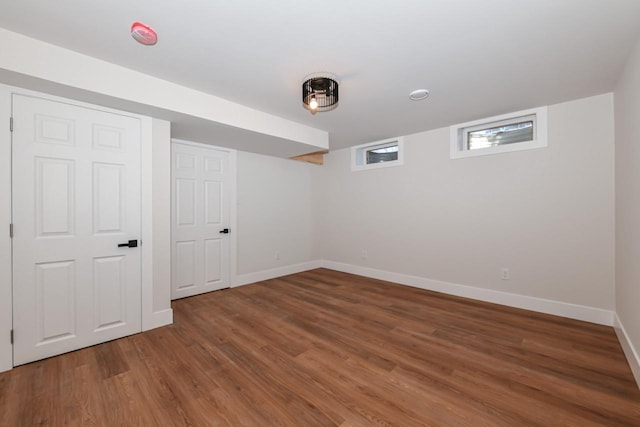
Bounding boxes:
118 239 138 248
219 228 230 234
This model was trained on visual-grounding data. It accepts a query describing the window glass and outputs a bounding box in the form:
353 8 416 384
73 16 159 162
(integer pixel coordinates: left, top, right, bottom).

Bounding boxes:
467 121 533 150
366 145 398 164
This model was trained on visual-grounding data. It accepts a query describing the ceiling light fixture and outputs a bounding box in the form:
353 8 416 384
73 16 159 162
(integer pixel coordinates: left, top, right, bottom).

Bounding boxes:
302 74 339 112
131 21 158 46
409 89 430 101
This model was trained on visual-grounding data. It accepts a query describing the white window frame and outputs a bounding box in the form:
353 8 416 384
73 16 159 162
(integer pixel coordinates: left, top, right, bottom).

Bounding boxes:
351 137 404 171
450 106 548 159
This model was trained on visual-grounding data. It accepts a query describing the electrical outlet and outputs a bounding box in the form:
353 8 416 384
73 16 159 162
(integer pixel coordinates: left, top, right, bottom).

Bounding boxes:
361 250 368 260
501 268 510 280
275 251 280 260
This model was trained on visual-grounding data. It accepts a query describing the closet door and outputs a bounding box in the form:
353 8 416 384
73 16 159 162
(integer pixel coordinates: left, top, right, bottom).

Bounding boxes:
12 94 142 365
171 141 232 300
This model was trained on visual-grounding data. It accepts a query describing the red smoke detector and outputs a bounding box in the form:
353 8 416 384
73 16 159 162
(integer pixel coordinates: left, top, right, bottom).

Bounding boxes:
131 22 157 45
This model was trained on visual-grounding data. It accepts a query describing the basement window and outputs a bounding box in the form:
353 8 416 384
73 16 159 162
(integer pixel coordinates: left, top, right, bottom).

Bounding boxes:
352 137 404 171
450 106 547 159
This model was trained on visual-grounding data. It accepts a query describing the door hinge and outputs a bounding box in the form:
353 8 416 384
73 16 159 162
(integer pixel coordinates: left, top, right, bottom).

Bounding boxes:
10 329 13 344
9 223 13 238
9 117 13 132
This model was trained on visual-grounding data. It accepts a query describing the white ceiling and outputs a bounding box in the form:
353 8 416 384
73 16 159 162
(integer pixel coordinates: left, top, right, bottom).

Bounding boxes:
1 0 640 151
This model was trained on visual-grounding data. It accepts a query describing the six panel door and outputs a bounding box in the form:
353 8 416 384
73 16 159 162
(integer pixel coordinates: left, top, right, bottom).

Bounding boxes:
171 142 231 299
12 94 142 365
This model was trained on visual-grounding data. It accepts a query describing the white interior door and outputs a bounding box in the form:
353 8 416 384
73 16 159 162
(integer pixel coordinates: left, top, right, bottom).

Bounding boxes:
12 94 142 366
171 141 232 299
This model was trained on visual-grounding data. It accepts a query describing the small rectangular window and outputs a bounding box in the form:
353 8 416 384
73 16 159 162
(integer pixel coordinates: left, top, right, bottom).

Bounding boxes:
467 119 533 150
366 143 398 164
450 107 547 159
352 137 404 171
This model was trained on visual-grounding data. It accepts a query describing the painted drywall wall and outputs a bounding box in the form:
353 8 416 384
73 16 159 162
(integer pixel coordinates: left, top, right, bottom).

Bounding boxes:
236 152 317 280
316 94 615 311
614 36 640 381
141 117 172 331
150 119 172 324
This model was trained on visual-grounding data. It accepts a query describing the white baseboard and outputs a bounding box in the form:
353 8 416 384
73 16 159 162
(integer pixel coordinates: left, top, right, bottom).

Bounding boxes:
321 261 615 326
234 260 324 287
142 308 173 332
614 314 640 388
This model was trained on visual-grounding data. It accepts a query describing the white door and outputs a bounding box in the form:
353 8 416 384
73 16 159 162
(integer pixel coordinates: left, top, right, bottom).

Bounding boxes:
171 141 232 299
12 94 142 366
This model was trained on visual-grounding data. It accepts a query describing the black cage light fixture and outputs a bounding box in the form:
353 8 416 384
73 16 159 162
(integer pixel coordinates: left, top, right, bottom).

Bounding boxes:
302 74 339 112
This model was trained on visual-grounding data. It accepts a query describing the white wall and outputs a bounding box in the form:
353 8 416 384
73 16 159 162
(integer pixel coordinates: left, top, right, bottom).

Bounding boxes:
147 119 173 328
316 94 615 315
614 36 640 383
235 152 319 284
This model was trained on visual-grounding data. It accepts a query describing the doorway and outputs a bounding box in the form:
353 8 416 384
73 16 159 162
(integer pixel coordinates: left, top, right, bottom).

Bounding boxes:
171 140 236 300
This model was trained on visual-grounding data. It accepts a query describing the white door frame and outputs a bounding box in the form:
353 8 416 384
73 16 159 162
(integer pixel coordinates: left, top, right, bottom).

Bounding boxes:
0 84 157 372
0 86 12 372
171 138 237 292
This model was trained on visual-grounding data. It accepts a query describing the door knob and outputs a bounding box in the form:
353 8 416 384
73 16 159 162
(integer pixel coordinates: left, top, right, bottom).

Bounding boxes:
117 239 138 248
219 228 230 234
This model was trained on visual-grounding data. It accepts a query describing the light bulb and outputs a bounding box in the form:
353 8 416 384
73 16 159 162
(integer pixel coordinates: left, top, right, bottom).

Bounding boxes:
309 96 318 110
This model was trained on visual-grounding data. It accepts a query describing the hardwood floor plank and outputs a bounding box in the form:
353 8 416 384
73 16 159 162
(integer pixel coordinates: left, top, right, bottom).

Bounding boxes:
1 268 639 426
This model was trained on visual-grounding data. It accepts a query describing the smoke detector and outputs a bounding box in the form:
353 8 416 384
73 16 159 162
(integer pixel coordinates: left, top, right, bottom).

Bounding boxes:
131 22 158 46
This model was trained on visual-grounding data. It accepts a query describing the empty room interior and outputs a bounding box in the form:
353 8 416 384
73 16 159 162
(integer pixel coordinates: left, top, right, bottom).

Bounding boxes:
2 0 640 425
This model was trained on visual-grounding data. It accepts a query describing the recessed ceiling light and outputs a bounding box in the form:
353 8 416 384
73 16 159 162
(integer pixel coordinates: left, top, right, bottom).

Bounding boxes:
131 22 158 46
409 89 430 101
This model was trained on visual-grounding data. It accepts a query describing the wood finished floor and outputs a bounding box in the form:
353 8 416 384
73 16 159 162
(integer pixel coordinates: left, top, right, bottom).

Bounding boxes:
1 268 639 426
